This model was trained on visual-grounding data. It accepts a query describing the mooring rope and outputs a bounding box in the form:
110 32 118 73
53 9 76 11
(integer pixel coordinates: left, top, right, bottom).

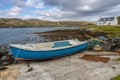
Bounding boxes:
14 49 20 64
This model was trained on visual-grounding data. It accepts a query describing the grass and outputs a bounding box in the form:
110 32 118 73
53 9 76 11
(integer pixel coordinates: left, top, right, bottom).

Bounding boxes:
110 75 120 80
82 25 120 38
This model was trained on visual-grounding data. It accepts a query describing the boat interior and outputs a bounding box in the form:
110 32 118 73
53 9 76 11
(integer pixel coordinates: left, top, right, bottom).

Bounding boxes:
10 39 87 51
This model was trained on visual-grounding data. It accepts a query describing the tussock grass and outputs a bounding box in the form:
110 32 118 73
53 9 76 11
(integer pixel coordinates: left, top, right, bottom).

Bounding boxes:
82 26 120 38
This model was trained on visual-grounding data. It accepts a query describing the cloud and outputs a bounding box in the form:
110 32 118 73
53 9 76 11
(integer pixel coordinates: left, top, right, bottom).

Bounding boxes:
0 0 120 21
101 4 120 16
7 6 22 16
81 5 92 11
9 6 22 13
42 0 120 21
11 0 44 9
10 0 24 7
40 8 83 21
26 0 44 8
0 10 3 14
36 7 76 19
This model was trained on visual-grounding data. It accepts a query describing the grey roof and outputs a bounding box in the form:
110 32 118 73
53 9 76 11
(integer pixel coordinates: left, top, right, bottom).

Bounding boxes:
98 17 115 22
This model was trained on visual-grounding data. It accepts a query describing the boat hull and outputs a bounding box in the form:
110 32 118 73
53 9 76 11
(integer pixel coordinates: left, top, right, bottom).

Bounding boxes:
10 43 88 60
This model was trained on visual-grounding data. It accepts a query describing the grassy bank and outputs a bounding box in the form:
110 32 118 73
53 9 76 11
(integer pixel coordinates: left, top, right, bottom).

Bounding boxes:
82 26 120 38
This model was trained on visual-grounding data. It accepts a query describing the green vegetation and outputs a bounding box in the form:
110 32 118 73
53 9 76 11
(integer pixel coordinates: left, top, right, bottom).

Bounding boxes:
82 26 120 38
0 18 93 28
110 75 120 80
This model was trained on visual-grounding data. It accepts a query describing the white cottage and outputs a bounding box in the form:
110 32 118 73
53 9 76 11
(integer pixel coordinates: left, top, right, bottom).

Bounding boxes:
97 17 118 26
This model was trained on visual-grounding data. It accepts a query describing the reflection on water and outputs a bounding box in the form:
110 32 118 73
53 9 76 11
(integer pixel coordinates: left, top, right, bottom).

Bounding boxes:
0 27 81 45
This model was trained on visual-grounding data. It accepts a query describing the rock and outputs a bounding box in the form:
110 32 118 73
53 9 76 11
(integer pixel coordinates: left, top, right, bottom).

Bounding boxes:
0 54 15 66
85 28 98 31
0 66 8 70
0 45 9 55
2 61 9 66
26 67 33 72
1 56 7 60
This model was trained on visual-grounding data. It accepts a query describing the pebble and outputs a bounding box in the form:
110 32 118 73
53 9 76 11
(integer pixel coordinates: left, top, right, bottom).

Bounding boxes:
26 67 33 73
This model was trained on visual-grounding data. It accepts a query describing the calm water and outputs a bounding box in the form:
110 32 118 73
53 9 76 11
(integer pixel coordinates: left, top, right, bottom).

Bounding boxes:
0 27 80 45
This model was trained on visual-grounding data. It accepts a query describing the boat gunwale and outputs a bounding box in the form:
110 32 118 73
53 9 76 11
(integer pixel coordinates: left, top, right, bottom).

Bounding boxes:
10 42 88 52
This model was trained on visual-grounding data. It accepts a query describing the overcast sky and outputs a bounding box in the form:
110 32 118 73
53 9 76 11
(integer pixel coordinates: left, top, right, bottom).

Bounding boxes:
0 0 120 21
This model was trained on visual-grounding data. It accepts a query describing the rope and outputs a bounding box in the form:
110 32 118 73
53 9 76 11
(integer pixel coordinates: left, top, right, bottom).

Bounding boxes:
14 49 20 64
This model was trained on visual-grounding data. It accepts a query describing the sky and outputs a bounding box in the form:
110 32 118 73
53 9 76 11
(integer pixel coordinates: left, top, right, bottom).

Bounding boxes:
0 0 120 21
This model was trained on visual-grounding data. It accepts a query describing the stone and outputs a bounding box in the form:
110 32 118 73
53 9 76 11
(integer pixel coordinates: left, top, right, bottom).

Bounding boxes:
26 67 33 72
0 66 8 70
0 45 9 55
1 56 7 60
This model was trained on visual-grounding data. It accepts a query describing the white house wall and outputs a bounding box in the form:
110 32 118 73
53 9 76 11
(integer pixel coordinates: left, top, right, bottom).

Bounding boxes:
97 17 118 26
110 18 118 25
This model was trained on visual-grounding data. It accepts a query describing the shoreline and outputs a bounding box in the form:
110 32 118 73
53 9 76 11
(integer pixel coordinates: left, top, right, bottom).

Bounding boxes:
34 29 107 41
0 26 83 28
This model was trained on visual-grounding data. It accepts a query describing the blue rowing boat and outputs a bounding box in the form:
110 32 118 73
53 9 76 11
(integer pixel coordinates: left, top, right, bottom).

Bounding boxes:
9 39 88 60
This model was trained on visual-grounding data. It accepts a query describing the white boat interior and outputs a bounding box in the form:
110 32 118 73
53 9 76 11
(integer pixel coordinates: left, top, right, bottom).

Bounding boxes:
10 39 87 51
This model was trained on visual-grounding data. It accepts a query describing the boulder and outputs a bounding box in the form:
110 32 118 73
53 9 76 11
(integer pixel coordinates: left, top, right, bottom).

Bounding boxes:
0 45 9 55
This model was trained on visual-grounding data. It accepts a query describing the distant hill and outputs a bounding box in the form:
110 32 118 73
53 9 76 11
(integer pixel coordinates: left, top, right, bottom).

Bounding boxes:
0 18 94 28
